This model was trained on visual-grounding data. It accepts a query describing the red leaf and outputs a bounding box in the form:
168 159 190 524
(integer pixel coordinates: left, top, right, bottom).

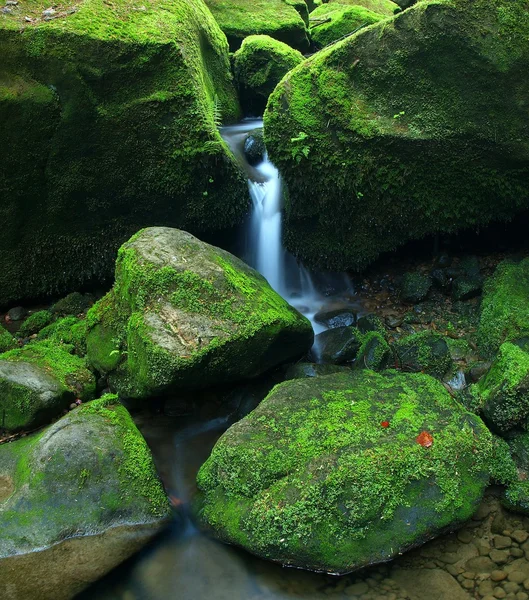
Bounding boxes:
416 431 433 448
381 421 390 428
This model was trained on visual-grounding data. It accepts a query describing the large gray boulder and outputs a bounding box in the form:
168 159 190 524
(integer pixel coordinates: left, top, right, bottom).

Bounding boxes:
0 395 170 600
86 227 313 399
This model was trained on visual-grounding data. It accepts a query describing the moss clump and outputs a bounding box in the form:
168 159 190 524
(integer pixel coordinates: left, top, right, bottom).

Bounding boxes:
0 340 96 431
355 331 390 370
264 0 529 271
196 370 494 574
18 310 53 337
0 325 17 353
400 272 432 304
86 227 313 398
51 292 93 316
233 35 304 116
471 342 529 435
0 0 247 307
394 331 452 379
478 258 529 357
309 4 385 49
205 0 309 51
37 316 88 356
327 0 400 16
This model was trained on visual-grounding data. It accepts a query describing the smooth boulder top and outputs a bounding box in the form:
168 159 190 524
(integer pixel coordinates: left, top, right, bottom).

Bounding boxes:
86 227 313 398
0 395 170 598
196 370 494 574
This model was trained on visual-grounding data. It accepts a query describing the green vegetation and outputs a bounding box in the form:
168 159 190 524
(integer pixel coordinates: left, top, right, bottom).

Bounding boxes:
478 258 529 357
355 331 390 370
233 35 304 115
0 0 247 306
37 316 88 356
309 4 385 49
196 370 494 573
327 0 400 15
394 331 452 378
19 311 53 337
264 0 529 271
0 325 17 353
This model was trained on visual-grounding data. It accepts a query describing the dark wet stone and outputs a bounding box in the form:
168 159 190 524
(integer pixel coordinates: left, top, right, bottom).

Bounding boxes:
7 306 27 321
313 307 357 329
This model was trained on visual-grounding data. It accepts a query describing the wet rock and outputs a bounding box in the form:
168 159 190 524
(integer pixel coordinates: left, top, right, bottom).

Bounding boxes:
243 130 266 166
393 331 452 379
496 536 514 549
0 396 170 600
492 571 509 582
284 362 350 380
490 549 510 564
356 314 386 335
312 326 363 364
458 530 474 544
467 362 492 384
465 556 495 573
355 332 391 371
386 315 403 328
86 228 313 399
392 568 472 600
197 370 494 574
513 531 529 544
400 272 432 304
452 275 484 301
314 307 357 329
431 268 452 293
6 306 27 321
51 291 93 316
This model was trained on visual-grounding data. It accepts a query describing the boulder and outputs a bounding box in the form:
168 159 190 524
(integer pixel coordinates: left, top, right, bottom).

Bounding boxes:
264 0 529 271
0 0 247 307
205 0 309 51
196 370 494 574
243 130 267 166
51 292 93 316
37 316 88 356
400 272 432 304
0 325 16 353
355 331 391 370
312 325 363 364
18 310 53 337
394 331 452 379
502 433 529 515
472 342 529 435
0 395 170 600
478 259 529 357
86 227 313 398
309 4 384 49
233 35 304 116
313 306 357 329
327 0 400 16
0 340 96 431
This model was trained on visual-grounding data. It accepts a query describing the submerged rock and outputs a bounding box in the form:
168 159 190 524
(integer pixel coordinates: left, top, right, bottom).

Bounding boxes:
86 227 313 399
205 0 309 51
0 395 170 599
478 258 529 357
196 370 494 574
243 130 267 166
0 340 95 431
233 35 304 116
0 0 247 306
264 0 529 271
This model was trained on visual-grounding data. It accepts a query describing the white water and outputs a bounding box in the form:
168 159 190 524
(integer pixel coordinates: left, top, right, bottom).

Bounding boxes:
221 119 357 336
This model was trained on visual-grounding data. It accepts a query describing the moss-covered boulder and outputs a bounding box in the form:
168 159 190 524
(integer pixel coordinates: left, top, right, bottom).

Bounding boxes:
400 272 432 304
0 395 170 599
205 0 309 51
38 316 88 356
312 325 363 364
309 3 384 49
0 325 16 353
394 331 452 379
264 0 529 271
327 0 400 15
0 0 247 307
355 331 391 370
233 35 304 116
501 433 529 515
478 259 529 357
471 342 529 435
0 341 95 431
51 292 93 316
86 227 313 398
196 370 494 574
18 309 54 337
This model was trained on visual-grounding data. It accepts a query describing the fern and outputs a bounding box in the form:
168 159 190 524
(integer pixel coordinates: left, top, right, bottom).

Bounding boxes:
212 95 222 128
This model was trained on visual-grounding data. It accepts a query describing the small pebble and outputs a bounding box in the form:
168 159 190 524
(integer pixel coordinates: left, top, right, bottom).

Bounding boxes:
513 549 526 558
513 532 529 544
494 587 507 598
492 571 509 582
504 582 521 593
491 549 511 564
461 579 474 590
458 529 474 544
517 592 529 600
510 573 528 584
496 536 513 549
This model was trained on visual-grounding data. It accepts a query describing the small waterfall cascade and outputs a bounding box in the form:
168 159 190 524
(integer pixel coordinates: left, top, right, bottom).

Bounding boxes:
221 119 357 336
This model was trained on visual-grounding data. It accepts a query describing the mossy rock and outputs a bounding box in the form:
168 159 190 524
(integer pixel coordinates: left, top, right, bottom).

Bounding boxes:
37 316 88 356
355 331 391 370
264 0 529 271
244 129 267 166
394 331 452 379
205 0 310 52
18 310 53 337
471 342 529 436
495 433 529 515
0 340 96 431
196 370 494 574
400 272 432 304
0 325 16 353
0 395 170 599
478 258 529 357
327 0 400 15
233 35 304 116
51 292 93 316
0 0 247 307
312 325 363 364
86 227 313 399
309 4 385 49
284 361 350 379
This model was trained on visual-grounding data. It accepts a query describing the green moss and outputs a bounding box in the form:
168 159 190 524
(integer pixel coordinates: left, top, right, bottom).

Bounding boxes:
37 316 88 356
196 370 493 573
394 331 452 378
51 292 92 316
233 35 304 115
18 310 53 337
204 0 309 51
326 0 400 16
264 0 529 271
355 331 390 370
310 4 385 49
0 325 17 353
400 272 432 304
0 0 247 307
478 258 529 357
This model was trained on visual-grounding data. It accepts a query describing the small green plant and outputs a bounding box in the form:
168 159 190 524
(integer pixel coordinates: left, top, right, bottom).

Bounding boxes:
212 95 222 128
393 110 406 120
290 131 310 163
79 468 90 488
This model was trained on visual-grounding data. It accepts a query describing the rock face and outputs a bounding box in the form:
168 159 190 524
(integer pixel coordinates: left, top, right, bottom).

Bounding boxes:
86 227 313 399
0 341 95 431
233 35 304 116
0 396 170 600
205 0 309 51
196 370 494 574
309 4 384 49
264 0 529 271
0 0 247 307
478 259 529 357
